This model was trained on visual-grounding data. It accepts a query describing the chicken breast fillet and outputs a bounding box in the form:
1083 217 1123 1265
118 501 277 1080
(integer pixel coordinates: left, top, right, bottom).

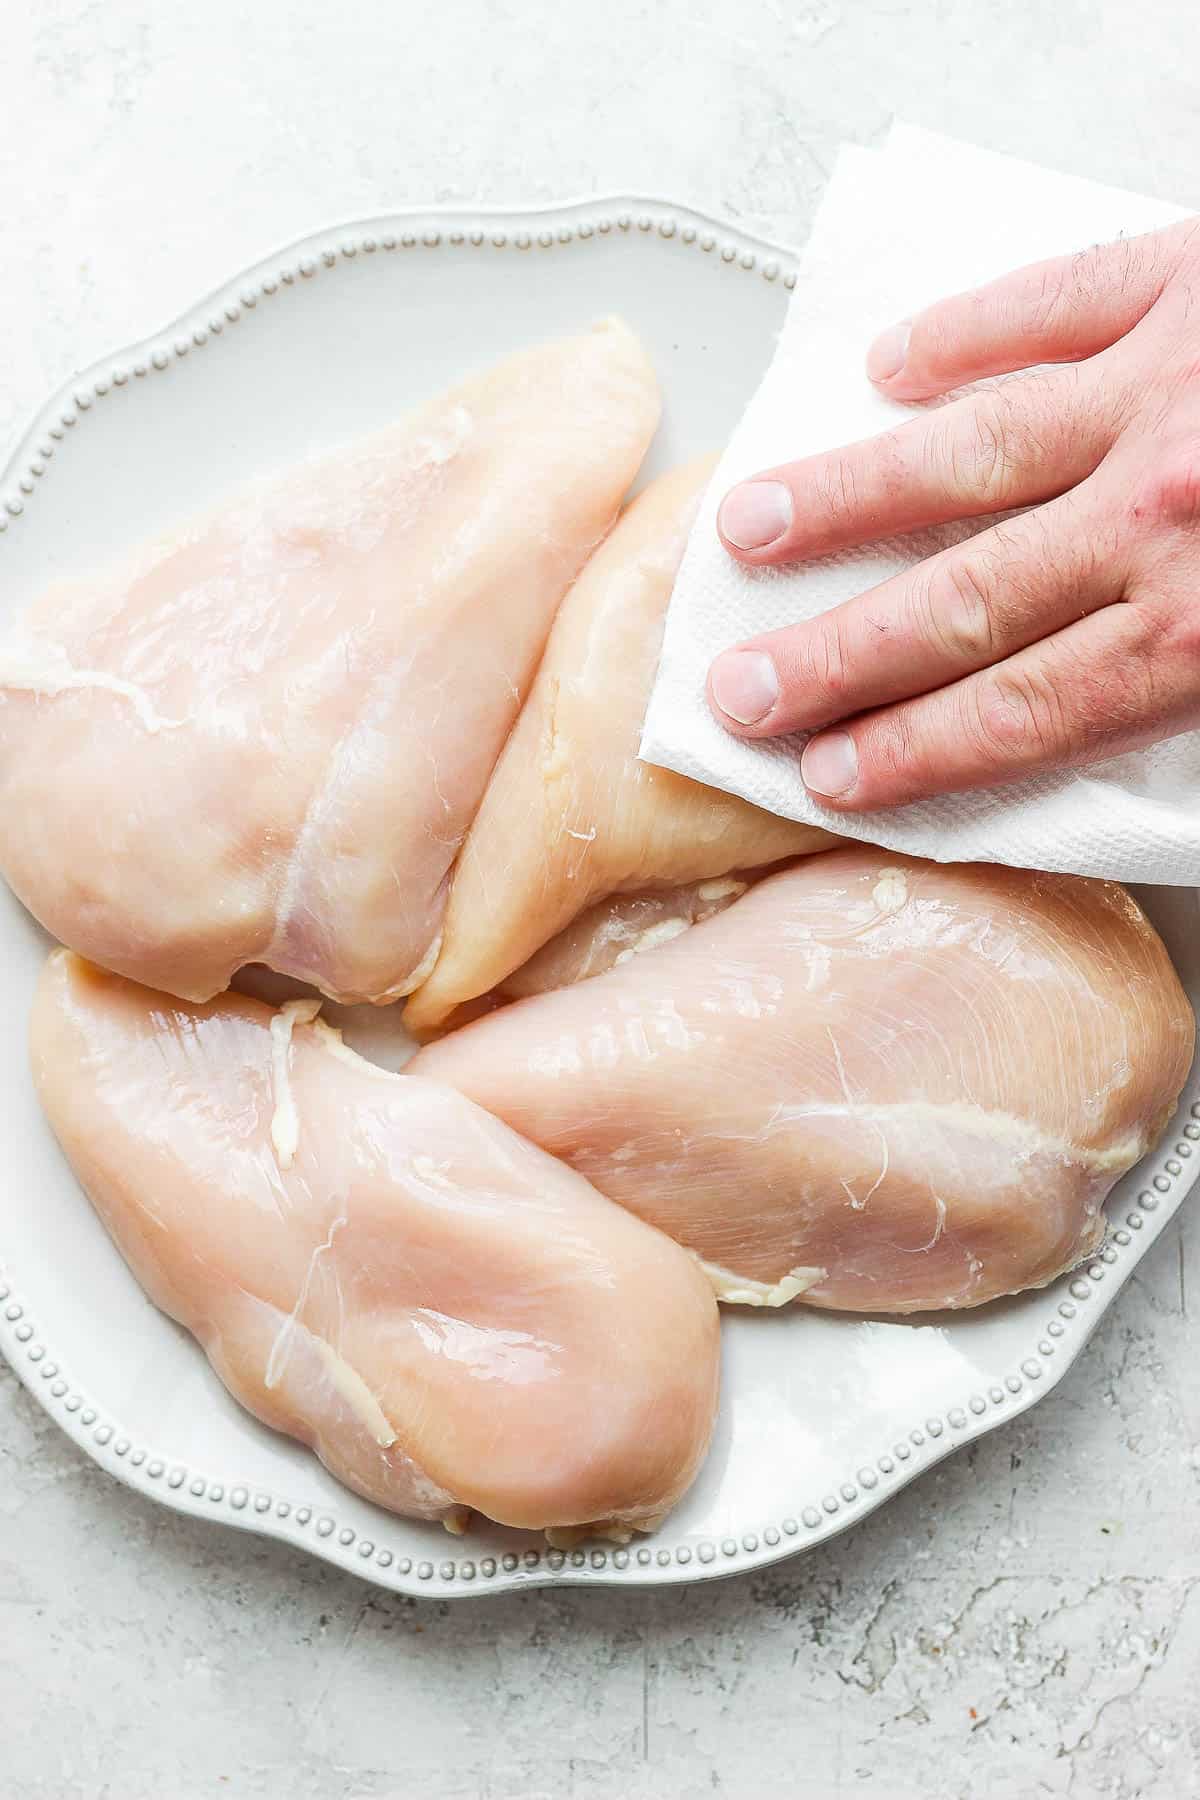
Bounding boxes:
32 952 719 1535
1 321 659 1006
403 458 836 1037
414 849 1194 1313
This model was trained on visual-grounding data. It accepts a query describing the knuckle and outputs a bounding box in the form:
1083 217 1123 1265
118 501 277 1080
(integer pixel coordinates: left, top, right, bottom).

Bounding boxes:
1024 252 1095 337
935 382 1051 507
1014 242 1129 343
865 707 926 792
918 557 1000 665
967 666 1072 767
780 617 853 722
1130 437 1200 528
811 617 853 713
966 396 1013 500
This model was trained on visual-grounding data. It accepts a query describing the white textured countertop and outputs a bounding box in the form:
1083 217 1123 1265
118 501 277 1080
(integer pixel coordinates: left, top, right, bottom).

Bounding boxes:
2 4 1199 1795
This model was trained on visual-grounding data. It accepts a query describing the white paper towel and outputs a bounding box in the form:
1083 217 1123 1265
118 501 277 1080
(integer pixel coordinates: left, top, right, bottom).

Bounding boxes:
641 124 1200 884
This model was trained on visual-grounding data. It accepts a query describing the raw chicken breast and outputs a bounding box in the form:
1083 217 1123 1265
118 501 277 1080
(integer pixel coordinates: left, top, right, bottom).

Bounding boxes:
415 849 1194 1313
32 951 719 1535
403 459 836 1036
1 321 659 1006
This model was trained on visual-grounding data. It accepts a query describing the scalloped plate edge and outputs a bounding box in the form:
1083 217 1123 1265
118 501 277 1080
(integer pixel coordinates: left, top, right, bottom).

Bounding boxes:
0 195 1196 1596
0 193 801 524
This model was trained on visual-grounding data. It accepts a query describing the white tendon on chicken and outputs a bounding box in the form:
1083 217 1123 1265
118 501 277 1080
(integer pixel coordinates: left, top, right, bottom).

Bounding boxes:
415 848 1194 1312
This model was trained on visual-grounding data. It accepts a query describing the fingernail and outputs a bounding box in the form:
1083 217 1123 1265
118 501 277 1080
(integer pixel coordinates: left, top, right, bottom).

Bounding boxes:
866 320 911 384
718 480 793 551
709 650 780 726
802 731 858 797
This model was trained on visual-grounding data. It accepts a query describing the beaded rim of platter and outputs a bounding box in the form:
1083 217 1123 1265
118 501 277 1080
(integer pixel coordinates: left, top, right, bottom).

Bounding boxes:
1 1132 1190 1593
0 197 797 528
0 197 1194 1595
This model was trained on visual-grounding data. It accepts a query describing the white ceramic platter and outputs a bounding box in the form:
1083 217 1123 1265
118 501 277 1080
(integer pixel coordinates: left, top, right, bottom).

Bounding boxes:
1 199 1198 1597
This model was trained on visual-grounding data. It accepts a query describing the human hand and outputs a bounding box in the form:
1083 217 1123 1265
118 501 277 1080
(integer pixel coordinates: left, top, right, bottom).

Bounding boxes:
706 220 1200 810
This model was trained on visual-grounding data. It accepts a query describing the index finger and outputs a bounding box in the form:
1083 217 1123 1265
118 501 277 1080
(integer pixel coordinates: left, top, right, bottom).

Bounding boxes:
717 366 1110 567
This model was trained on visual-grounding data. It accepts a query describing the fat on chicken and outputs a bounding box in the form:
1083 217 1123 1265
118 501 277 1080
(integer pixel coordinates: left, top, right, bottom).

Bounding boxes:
31 951 719 1537
1 321 659 1007
414 848 1194 1313
403 458 836 1037
498 879 773 1001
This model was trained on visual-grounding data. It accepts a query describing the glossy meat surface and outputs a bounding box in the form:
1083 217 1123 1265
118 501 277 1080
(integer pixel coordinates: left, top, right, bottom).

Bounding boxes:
404 458 835 1036
415 849 1195 1312
32 952 719 1533
499 876 760 1000
1 321 659 1005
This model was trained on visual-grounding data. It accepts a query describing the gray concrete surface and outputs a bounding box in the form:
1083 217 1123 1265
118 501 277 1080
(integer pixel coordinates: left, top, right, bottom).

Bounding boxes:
2 3 1199 1795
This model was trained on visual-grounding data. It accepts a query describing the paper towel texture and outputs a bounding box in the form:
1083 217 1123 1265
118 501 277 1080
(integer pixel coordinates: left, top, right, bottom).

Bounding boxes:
642 125 1199 883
